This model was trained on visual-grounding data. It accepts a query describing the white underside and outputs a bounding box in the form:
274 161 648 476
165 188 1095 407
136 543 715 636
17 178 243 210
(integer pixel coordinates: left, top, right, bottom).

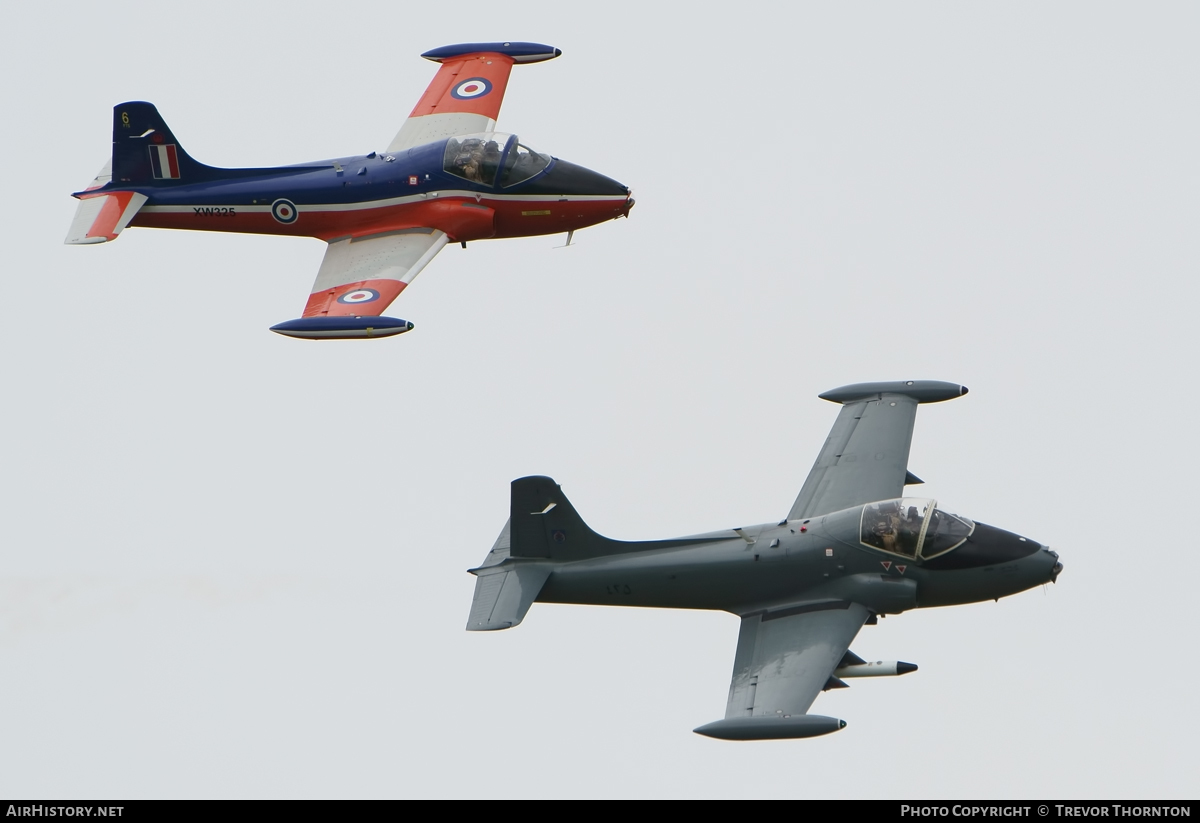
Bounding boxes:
312 229 449 292
386 112 497 153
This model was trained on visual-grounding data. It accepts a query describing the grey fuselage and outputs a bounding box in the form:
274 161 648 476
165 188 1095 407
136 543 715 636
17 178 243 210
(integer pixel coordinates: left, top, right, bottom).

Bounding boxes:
536 506 1061 618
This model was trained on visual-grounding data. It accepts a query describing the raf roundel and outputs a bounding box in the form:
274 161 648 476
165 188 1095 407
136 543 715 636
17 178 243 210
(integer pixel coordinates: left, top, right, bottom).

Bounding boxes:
451 77 493 100
336 288 381 305
271 198 299 224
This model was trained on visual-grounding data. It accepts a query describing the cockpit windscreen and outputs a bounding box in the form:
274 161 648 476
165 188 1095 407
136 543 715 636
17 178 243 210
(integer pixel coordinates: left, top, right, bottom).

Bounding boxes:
920 508 975 558
501 142 550 186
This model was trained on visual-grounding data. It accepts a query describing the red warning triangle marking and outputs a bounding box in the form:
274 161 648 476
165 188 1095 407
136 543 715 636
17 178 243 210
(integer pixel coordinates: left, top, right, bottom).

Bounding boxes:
880 561 892 570
896 565 907 574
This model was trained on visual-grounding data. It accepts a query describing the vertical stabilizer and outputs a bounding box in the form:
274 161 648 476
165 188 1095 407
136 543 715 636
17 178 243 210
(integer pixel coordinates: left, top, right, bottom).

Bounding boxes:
110 101 210 186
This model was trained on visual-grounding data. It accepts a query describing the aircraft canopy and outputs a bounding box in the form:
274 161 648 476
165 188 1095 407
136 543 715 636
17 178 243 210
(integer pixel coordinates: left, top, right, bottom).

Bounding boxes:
859 498 975 561
443 133 551 187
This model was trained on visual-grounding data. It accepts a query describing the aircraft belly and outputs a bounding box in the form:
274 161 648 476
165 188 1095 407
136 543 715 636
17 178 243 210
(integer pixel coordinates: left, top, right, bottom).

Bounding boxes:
131 188 628 242
134 198 496 242
487 196 630 238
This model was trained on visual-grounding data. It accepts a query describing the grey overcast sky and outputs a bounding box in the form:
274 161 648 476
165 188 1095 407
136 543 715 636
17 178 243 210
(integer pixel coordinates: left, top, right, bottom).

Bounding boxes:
1 0 1196 799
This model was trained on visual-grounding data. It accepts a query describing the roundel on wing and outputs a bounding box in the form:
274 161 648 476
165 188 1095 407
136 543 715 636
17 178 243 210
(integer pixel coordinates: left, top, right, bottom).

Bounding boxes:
451 77 493 100
336 288 381 305
271 198 299 224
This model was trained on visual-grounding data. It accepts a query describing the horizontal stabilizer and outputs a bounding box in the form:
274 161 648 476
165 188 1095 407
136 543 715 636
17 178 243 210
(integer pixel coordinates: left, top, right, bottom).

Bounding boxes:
466 563 551 631
65 188 147 245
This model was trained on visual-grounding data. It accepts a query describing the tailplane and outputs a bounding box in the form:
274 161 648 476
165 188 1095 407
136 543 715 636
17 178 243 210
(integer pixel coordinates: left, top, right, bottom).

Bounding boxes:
64 160 147 245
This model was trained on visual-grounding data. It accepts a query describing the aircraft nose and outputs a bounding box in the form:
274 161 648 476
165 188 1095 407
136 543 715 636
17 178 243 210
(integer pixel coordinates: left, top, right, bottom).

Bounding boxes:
1045 548 1063 583
921 521 1041 570
520 159 630 197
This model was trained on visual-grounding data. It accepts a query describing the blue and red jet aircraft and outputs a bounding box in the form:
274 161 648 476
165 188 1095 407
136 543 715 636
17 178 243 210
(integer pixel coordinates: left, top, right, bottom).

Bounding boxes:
65 42 634 339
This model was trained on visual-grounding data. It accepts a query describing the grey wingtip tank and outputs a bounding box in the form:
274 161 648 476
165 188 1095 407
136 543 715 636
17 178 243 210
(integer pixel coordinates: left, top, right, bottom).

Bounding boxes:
818 380 969 405
466 380 1060 738
693 716 847 741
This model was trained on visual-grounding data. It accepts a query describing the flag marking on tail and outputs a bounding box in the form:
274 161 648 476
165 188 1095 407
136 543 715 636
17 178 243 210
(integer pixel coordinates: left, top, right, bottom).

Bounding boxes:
148 144 181 179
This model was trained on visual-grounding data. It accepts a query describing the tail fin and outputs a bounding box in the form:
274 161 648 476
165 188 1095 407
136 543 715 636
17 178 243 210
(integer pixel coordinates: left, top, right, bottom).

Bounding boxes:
466 476 743 631
508 476 719 560
110 101 212 186
510 476 600 559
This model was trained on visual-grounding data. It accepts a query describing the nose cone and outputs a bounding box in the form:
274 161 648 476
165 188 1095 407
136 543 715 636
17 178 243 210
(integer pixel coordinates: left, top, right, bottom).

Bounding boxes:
921 522 1042 570
514 158 630 198
1048 550 1064 583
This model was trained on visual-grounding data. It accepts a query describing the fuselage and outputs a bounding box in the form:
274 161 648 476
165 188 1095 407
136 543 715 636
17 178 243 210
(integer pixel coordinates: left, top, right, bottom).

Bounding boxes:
537 502 1061 616
126 136 633 243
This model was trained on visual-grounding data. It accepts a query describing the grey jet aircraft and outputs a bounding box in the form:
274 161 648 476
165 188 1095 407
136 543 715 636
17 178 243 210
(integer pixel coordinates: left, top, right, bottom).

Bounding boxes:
465 380 1063 740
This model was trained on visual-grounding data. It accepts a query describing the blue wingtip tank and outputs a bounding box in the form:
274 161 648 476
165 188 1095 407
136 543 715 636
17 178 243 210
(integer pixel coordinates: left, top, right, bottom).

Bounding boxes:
269 316 415 340
420 42 561 63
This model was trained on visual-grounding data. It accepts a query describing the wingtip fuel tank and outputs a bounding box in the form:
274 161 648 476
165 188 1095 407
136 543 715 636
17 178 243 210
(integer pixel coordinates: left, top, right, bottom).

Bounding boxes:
693 716 847 741
269 316 414 340
819 380 968 405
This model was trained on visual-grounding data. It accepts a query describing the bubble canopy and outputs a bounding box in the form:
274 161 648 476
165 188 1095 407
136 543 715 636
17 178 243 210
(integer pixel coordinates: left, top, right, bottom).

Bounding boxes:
443 132 551 187
859 498 975 561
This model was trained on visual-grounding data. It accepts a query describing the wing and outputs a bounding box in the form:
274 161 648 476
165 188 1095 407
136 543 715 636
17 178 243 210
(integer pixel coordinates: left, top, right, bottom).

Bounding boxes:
300 228 449 318
694 600 869 740
387 42 561 153
786 380 969 521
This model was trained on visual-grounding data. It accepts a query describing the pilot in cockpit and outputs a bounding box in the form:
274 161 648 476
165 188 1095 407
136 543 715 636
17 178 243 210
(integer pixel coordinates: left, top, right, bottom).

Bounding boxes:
873 518 899 554
448 138 483 182
480 140 502 182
